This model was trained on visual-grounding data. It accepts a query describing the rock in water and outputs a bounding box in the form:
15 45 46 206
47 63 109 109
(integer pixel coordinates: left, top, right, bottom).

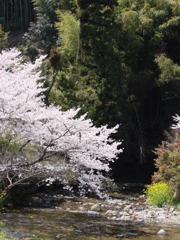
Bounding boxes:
87 210 97 216
90 204 101 212
157 229 166 235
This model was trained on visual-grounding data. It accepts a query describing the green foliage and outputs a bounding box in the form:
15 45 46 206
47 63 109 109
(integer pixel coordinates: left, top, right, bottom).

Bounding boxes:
32 0 60 20
76 0 126 125
4 0 180 181
24 0 78 60
0 132 41 178
171 198 180 210
55 10 80 60
23 15 57 60
155 54 180 84
144 182 173 207
153 130 180 200
32 0 78 20
0 133 22 156
45 0 180 174
159 16 180 38
112 0 180 167
0 25 8 53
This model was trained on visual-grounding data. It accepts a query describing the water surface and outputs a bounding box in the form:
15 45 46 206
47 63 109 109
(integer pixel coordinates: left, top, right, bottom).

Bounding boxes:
1 195 180 240
1 207 180 240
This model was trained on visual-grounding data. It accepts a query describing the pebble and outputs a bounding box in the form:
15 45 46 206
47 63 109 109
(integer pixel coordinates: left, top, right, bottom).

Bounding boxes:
157 229 166 235
169 207 175 212
78 207 84 211
90 204 101 212
56 234 62 239
122 212 130 216
31 193 180 227
105 210 118 216
87 210 97 216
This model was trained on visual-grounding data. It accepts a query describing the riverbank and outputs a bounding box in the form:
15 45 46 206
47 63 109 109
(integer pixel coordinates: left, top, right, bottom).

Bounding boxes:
1 189 180 239
57 193 180 227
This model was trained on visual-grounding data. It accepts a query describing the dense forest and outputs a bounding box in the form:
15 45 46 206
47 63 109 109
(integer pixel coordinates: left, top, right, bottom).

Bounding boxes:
1 0 180 185
0 0 34 30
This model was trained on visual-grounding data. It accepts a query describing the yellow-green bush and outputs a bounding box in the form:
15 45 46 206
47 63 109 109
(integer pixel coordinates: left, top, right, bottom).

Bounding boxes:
144 182 173 207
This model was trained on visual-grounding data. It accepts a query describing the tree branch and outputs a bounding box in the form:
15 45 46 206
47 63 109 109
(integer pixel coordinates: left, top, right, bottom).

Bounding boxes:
18 139 31 152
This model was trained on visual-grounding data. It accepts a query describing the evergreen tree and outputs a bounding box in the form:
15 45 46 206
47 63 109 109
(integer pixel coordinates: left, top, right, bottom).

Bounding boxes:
76 0 127 124
111 0 180 179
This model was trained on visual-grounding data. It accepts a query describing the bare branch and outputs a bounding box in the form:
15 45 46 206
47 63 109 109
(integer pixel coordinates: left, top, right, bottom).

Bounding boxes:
18 139 31 152
6 172 12 186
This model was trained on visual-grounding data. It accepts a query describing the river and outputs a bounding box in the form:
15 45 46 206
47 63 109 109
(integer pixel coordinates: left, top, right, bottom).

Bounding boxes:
0 191 180 240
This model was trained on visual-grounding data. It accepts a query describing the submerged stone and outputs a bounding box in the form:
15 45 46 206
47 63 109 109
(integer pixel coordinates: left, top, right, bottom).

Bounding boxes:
90 204 101 212
157 229 166 235
87 210 97 216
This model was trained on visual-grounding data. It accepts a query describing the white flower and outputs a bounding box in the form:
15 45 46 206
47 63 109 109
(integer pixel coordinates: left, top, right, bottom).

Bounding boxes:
0 48 122 197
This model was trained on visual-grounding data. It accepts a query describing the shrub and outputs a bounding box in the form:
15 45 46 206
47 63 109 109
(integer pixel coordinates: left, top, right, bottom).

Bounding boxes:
152 130 180 200
144 182 173 207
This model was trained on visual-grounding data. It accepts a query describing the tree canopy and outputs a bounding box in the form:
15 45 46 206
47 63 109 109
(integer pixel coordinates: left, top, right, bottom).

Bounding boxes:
0 49 122 197
1 0 180 183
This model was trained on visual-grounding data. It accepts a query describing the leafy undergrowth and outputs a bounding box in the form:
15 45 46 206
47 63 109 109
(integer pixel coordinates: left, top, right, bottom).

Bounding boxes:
144 182 174 207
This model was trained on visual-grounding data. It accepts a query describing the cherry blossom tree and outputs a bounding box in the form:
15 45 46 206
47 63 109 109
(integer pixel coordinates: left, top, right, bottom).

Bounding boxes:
0 49 122 197
172 115 180 129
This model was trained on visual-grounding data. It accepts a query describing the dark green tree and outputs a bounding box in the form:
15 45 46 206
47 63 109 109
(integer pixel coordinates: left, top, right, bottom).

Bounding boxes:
110 0 180 181
23 15 57 60
76 0 128 124
23 0 180 182
32 0 78 20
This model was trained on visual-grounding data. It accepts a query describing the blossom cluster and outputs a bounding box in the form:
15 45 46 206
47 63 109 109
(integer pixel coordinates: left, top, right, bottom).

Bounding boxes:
0 49 122 196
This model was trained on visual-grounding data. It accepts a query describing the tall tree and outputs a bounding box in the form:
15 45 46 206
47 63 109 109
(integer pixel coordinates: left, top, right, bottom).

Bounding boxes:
111 0 180 180
51 0 180 181
76 0 127 123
